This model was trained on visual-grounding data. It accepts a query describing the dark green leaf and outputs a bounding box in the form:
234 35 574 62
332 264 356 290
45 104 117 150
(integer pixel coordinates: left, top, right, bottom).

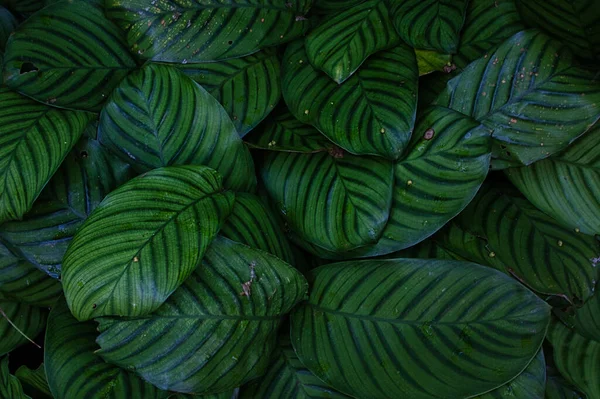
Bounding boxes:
62 165 234 320
545 375 585 399
0 6 17 52
291 259 550 399
98 63 256 192
105 0 311 62
282 40 418 160
311 0 364 14
15 364 52 399
0 0 43 16
570 290 600 342
0 356 29 399
2 0 137 112
0 300 46 356
417 72 454 109
0 88 92 223
96 237 308 394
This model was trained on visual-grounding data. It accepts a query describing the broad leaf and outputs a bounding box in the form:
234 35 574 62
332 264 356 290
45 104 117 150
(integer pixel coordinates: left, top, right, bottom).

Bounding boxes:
545 375 585 399
506 121 600 236
305 0 399 83
415 49 452 75
291 259 550 399
62 165 234 320
96 237 308 394
98 64 256 192
2 0 137 112
0 357 29 399
173 48 280 136
282 40 418 160
45 298 165 399
105 0 311 62
435 30 600 167
0 5 16 51
389 0 469 53
0 88 92 223
261 149 394 252
0 138 133 278
0 300 46 356
15 364 52 399
569 291 600 342
547 320 600 399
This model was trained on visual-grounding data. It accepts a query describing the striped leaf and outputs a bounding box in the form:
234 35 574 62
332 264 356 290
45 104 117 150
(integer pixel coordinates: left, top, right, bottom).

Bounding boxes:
454 0 525 68
506 121 600 236
435 30 600 167
568 290 600 342
239 335 351 399
389 0 469 53
221 193 295 265
98 63 256 192
0 300 46 356
415 49 452 76
105 0 311 63
172 48 281 136
62 165 234 321
291 259 551 399
45 298 165 399
0 138 133 279
0 357 29 399
305 0 399 83
95 237 308 394
545 375 585 399
547 320 600 399
282 40 418 160
260 149 394 253
453 183 600 304
2 0 137 112
0 6 16 52
15 364 52 399
516 0 600 63
0 88 92 224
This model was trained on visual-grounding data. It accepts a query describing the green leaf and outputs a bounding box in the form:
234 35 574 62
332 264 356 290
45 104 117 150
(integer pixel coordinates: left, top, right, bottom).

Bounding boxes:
506 121 600 236
98 63 256 192
545 375 585 399
569 290 600 342
547 320 600 399
239 335 352 399
282 40 418 160
2 0 137 112
15 364 52 399
62 165 234 321
0 137 133 278
0 88 92 223
96 236 308 394
305 0 399 83
435 30 600 167
260 149 394 252
451 183 600 303
516 0 600 63
0 357 30 399
0 5 17 52
454 0 525 68
291 259 550 399
105 0 311 62
389 0 469 53
172 48 280 136
311 0 364 14
415 49 452 76
45 298 165 399
0 300 46 356
0 0 43 16
221 193 295 265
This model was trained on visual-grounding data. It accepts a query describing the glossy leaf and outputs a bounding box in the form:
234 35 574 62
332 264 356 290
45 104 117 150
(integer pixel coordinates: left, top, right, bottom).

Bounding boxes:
0 300 46 356
45 298 165 399
506 122 600 236
0 5 17 52
291 259 550 399
0 138 133 278
0 88 92 223
545 375 585 399
261 149 393 253
415 49 452 75
105 0 311 62
173 48 281 136
96 237 308 394
62 165 234 321
305 0 399 83
2 0 137 112
282 40 418 160
98 63 256 192
435 30 600 166
390 0 469 53
0 357 29 399
15 364 52 399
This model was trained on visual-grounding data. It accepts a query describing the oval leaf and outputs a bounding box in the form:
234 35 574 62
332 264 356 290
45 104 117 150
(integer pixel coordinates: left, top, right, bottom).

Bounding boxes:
62 165 234 321
0 300 46 356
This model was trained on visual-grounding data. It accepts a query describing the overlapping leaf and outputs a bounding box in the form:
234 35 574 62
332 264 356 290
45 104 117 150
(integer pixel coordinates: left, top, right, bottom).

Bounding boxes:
173 48 281 136
2 0 137 111
305 0 399 83
0 357 29 399
0 5 17 51
569 291 600 342
96 237 308 394
0 88 92 223
105 0 312 62
435 30 600 166
0 300 46 356
291 259 550 399
15 364 52 399
545 375 585 399
98 63 256 192
62 166 234 320
415 50 452 76
0 0 43 16
282 40 418 160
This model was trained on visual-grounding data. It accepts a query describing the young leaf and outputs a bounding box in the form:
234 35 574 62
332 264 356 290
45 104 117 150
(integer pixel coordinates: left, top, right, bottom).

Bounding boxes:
0 300 46 356
15 364 52 399
0 356 30 399
415 49 452 76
